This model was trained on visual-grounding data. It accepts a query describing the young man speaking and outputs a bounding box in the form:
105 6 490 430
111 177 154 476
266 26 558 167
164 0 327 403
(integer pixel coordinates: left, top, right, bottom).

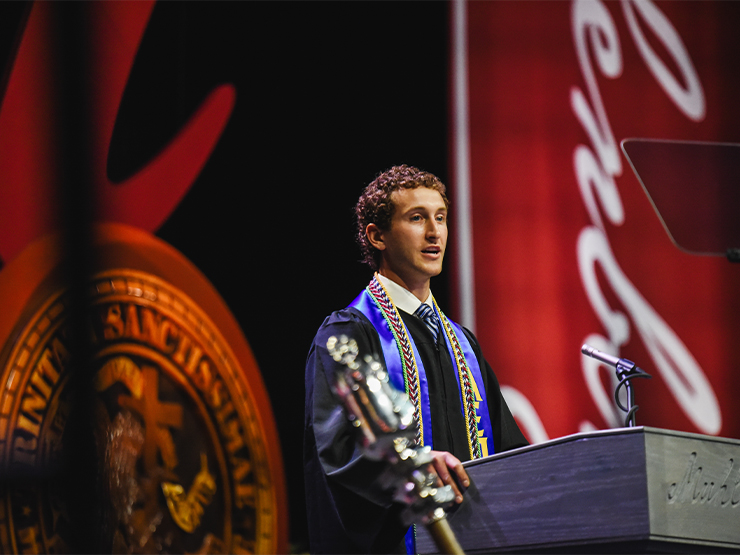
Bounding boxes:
304 165 527 554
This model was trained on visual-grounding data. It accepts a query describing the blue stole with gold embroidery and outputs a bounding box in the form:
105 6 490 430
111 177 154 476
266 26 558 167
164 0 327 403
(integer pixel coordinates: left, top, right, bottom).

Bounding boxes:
349 282 493 457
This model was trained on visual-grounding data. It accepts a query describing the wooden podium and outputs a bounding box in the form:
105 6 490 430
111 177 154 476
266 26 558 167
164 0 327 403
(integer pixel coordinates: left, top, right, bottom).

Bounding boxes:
416 427 740 553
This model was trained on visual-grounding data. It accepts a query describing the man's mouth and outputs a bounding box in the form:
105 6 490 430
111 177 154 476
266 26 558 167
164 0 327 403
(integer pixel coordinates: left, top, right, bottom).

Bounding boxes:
422 246 441 255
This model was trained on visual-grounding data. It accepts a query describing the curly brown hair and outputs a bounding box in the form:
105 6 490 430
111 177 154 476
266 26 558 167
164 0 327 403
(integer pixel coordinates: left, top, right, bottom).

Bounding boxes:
355 165 449 270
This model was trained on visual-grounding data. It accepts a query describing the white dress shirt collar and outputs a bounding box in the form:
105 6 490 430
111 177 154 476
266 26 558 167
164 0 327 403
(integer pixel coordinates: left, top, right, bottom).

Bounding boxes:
375 274 434 315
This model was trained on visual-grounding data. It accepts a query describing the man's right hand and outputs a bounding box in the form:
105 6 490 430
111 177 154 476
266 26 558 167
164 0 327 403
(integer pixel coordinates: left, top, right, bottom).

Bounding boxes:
428 450 469 504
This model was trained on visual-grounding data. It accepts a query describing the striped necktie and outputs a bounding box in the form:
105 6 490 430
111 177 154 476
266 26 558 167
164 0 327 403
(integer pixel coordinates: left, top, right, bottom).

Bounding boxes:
415 303 440 344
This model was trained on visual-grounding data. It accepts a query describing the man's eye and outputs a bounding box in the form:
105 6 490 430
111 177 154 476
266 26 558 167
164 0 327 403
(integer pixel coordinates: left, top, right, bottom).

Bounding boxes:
410 215 422 221
436 215 446 223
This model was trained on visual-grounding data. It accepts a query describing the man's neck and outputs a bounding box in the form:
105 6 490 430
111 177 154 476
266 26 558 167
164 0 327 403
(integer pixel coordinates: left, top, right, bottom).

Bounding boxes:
376 269 430 303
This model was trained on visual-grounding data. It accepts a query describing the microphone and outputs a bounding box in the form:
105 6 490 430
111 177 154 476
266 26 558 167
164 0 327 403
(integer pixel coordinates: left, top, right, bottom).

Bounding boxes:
581 344 643 377
581 344 621 368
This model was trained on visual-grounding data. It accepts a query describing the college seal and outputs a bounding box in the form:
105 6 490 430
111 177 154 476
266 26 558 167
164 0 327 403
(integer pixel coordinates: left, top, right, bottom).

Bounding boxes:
0 224 286 554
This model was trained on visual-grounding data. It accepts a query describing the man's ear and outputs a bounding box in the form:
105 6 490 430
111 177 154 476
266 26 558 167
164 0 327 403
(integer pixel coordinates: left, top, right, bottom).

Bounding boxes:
366 223 386 251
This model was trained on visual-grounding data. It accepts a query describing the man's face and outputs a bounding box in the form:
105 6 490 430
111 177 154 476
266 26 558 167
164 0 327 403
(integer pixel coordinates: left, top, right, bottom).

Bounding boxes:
375 187 448 290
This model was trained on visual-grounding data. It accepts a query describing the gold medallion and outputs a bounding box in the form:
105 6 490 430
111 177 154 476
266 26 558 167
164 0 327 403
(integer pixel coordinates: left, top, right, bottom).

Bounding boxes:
0 224 287 554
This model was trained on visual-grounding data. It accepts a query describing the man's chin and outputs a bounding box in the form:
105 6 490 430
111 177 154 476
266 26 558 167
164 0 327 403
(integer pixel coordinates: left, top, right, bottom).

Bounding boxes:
425 263 444 278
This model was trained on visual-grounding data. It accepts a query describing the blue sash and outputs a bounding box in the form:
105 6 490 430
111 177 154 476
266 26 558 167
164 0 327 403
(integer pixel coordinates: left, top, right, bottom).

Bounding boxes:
439 308 494 460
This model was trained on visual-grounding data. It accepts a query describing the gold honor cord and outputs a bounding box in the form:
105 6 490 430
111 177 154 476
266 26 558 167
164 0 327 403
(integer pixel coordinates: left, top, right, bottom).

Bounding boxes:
434 298 481 461
367 275 425 446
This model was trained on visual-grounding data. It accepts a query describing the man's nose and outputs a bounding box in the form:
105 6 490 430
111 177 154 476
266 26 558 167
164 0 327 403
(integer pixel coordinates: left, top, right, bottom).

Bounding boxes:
426 220 441 237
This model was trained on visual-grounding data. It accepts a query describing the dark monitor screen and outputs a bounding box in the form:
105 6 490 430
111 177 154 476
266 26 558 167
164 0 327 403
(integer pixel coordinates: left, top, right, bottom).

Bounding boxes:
621 139 740 258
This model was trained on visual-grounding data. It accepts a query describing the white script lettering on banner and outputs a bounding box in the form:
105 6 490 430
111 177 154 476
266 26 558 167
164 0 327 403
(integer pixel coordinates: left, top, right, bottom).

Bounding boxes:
570 0 721 434
501 386 550 444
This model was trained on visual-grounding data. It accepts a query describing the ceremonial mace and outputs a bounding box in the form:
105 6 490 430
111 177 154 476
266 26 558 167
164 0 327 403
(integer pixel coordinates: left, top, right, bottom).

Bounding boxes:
327 335 465 555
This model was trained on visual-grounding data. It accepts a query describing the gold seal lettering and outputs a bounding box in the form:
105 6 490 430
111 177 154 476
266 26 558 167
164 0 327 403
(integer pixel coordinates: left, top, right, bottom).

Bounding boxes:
1 265 283 553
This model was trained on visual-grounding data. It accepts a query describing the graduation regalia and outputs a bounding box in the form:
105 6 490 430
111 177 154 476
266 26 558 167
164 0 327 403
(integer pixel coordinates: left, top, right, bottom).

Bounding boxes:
304 277 527 554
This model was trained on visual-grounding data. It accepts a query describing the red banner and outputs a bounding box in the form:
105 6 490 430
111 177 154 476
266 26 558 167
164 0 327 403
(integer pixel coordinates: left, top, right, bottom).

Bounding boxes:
458 0 740 443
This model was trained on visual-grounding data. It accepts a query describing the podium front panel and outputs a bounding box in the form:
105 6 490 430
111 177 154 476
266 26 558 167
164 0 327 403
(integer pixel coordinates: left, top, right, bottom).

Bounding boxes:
645 430 740 547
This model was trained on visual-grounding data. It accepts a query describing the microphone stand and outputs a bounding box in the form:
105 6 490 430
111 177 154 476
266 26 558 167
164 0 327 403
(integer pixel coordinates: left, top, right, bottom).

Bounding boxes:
582 345 652 427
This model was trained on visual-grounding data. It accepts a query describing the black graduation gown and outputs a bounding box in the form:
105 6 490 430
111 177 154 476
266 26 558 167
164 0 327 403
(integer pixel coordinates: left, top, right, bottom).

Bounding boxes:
304 305 528 554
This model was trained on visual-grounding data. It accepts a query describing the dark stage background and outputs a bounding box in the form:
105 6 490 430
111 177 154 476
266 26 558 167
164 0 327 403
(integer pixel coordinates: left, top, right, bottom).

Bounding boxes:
148 3 451 549
2 2 452 550
151 3 451 549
